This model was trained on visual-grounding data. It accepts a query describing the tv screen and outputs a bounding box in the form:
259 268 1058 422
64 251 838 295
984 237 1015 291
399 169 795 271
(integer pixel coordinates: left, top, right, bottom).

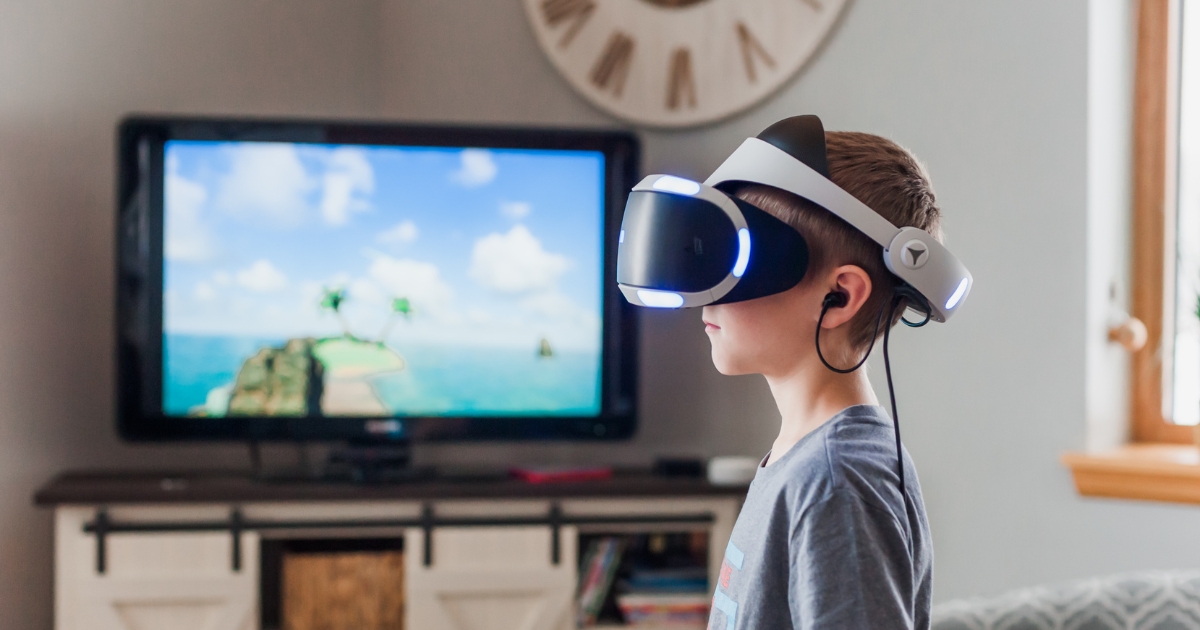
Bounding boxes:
117 118 639 442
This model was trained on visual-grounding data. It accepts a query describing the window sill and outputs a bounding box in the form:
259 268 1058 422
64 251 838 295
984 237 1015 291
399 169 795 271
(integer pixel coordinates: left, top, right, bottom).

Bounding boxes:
1062 444 1200 505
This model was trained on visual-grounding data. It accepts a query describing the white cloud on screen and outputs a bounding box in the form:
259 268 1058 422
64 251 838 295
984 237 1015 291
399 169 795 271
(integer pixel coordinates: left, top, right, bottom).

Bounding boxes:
214 143 313 225
522 291 584 320
367 254 454 313
378 220 419 244
194 281 217 302
450 149 497 187
469 225 571 293
348 278 388 305
521 291 601 340
164 158 214 262
236 259 289 292
500 201 531 220
212 271 232 286
299 280 325 306
320 148 374 225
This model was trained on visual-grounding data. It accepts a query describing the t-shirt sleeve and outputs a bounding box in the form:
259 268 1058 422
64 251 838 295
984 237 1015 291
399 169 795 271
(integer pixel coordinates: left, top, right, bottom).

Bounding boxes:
790 488 915 629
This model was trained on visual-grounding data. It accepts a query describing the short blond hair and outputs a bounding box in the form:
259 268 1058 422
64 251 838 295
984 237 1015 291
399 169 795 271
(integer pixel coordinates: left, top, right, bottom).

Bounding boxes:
734 131 942 349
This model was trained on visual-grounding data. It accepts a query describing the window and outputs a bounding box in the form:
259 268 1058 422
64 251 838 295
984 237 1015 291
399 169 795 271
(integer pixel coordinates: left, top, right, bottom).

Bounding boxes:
1170 1 1200 427
1131 0 1191 442
1062 0 1200 505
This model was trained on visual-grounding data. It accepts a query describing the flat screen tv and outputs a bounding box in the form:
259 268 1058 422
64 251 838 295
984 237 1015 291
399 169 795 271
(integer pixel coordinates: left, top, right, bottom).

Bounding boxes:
116 117 640 443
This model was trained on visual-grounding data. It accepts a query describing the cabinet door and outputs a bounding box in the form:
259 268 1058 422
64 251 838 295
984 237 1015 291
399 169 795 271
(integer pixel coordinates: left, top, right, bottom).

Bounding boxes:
406 526 576 630
56 509 258 630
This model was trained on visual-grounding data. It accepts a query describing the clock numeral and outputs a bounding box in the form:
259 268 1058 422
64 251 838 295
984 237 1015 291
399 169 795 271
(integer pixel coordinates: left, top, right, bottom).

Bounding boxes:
667 47 697 110
541 0 595 49
736 22 776 83
800 0 823 11
591 31 636 98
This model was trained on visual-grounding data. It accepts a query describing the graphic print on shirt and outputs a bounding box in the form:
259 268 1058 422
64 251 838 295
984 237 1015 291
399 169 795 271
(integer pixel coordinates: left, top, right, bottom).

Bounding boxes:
709 540 744 630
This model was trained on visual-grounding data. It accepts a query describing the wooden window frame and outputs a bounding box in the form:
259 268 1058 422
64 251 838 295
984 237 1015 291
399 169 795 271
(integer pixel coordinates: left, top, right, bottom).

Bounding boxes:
1060 0 1200 506
1131 0 1189 443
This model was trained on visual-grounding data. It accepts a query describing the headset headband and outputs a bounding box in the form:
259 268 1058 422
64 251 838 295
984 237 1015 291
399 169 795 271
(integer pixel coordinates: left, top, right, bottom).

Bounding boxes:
704 116 972 322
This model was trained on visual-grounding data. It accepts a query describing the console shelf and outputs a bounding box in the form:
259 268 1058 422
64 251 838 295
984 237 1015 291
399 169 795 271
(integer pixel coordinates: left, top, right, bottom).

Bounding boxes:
36 468 743 505
37 470 744 630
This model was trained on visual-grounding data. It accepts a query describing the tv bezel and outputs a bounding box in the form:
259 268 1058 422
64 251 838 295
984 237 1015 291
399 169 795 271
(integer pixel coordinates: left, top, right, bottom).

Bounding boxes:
116 116 640 443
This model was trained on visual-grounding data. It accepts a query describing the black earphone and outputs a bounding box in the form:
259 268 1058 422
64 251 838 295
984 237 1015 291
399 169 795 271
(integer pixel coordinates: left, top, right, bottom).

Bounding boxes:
815 286 931 374
814 285 932 539
822 291 849 310
815 290 883 375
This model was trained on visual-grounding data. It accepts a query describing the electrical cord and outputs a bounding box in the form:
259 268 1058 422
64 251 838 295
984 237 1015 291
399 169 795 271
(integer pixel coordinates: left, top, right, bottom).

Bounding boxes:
902 311 932 327
881 294 907 501
816 286 931 549
814 292 888 374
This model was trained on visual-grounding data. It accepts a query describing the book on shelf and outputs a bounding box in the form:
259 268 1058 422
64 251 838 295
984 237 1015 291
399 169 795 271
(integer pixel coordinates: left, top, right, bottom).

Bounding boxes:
617 566 708 594
615 565 709 627
615 591 711 627
576 537 624 627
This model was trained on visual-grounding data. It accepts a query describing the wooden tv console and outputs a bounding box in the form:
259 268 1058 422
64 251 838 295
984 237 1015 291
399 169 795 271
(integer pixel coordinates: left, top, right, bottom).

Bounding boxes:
35 470 746 630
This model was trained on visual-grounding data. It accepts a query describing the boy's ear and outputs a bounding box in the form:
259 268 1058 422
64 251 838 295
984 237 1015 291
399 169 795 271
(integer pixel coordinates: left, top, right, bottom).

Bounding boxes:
818 265 872 329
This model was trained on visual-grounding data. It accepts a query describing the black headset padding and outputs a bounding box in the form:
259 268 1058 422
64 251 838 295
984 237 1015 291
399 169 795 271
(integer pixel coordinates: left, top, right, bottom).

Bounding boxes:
756 115 830 179
709 197 809 305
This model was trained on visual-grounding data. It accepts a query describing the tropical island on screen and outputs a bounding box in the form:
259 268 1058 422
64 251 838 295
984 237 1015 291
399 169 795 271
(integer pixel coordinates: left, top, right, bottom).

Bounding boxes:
162 141 605 418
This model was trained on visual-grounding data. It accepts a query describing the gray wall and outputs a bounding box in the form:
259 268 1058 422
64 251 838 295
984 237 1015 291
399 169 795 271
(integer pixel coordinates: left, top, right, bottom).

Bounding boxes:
387 0 1200 602
0 3 382 629
4 0 1200 627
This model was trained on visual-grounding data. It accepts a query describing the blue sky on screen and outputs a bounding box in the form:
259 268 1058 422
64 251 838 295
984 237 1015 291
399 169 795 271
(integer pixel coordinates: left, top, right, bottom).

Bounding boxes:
163 141 605 352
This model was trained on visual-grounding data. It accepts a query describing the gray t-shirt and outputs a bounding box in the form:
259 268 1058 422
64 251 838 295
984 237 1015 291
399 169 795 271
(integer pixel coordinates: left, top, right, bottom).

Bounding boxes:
708 405 932 630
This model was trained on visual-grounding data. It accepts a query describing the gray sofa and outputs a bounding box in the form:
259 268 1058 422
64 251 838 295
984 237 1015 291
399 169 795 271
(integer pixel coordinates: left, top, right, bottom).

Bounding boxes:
931 572 1200 630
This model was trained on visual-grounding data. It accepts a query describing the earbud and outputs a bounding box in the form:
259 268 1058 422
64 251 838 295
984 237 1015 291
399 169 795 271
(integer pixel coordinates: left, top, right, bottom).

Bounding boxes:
822 292 848 309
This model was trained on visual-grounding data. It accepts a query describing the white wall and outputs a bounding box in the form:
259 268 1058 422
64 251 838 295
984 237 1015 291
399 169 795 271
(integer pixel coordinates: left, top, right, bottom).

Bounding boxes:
382 0 1200 603
0 2 382 628
1086 0 1136 453
4 0 1200 627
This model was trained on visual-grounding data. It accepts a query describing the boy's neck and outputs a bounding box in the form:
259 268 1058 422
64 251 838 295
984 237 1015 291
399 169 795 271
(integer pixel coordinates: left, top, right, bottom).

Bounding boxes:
763 361 879 466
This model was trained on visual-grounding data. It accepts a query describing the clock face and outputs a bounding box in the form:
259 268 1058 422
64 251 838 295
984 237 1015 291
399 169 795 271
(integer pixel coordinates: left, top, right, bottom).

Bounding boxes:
522 0 848 128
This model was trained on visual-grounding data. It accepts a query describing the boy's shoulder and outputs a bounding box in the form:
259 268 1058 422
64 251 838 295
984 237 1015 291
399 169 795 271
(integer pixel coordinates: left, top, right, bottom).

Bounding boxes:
765 405 903 512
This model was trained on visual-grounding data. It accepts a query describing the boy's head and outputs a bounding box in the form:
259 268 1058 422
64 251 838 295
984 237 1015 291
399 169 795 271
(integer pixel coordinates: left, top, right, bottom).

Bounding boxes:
702 131 942 377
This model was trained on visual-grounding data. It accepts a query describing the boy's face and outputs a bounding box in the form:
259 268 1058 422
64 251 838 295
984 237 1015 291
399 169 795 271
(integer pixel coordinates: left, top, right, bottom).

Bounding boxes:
701 265 871 377
702 282 820 377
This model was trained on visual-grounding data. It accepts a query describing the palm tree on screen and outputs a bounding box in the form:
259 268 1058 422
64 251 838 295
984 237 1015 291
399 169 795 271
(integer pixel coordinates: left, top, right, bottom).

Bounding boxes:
378 297 412 342
319 288 352 338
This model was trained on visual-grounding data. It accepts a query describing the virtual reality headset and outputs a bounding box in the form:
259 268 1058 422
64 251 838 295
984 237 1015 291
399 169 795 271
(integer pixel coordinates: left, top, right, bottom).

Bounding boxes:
615 115 972 323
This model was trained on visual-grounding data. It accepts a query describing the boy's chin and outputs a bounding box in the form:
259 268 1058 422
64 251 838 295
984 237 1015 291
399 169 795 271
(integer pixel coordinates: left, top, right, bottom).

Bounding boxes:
709 349 755 376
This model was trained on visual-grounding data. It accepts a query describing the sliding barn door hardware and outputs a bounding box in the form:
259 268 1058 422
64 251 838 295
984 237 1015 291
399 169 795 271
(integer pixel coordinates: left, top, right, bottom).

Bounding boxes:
82 503 715 574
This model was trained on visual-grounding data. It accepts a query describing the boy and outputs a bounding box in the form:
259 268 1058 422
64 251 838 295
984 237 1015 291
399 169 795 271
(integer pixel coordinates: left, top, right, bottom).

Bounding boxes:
704 131 938 629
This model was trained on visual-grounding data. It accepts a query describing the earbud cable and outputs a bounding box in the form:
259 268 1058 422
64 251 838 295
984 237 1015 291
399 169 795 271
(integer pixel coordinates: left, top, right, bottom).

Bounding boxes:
882 294 906 503
816 290 930 552
814 297 889 375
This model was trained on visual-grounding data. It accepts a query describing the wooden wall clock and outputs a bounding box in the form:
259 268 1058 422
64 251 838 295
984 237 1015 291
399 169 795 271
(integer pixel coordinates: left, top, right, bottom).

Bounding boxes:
522 0 849 128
